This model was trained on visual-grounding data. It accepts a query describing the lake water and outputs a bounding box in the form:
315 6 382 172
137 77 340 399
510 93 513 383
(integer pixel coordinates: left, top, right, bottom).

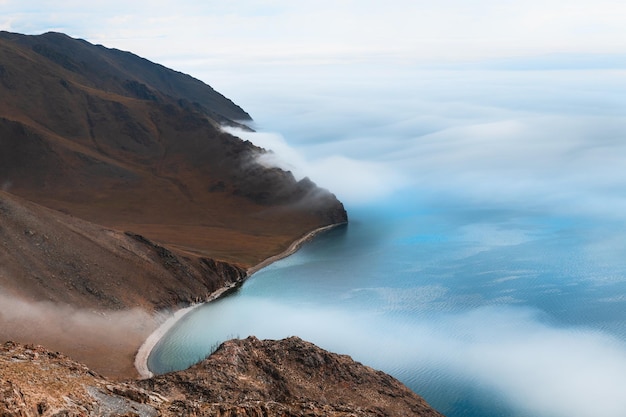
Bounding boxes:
149 66 626 417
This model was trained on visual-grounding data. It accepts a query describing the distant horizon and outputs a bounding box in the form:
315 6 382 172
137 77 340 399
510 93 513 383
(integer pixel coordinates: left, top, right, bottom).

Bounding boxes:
4 1 626 135
4 1 626 75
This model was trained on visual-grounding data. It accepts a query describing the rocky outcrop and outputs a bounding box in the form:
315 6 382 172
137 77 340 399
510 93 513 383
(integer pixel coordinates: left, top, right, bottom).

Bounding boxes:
0 341 164 417
142 336 445 416
0 338 444 417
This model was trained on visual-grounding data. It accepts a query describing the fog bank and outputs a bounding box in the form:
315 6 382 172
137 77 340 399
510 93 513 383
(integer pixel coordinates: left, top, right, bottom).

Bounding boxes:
208 62 626 417
0 291 158 377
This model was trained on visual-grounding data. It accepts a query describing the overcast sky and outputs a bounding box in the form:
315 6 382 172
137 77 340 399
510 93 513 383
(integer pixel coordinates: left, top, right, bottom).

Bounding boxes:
3 0 626 73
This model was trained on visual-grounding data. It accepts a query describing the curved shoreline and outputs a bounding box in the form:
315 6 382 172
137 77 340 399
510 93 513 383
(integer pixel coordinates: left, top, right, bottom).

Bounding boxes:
134 222 345 379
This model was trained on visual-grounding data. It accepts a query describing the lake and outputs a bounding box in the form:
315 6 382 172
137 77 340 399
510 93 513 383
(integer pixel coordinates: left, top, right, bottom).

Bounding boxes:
149 65 626 417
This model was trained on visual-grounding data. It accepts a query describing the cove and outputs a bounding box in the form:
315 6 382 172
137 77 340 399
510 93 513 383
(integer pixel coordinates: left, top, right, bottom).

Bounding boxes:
148 67 626 417
148 196 626 417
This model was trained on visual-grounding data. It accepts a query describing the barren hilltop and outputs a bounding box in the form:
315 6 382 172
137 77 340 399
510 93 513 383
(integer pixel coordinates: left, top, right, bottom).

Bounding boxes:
1 338 444 417
0 32 443 416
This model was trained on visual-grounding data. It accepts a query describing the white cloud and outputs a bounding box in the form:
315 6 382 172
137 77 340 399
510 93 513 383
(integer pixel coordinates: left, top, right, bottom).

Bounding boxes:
214 65 626 222
223 127 408 205
5 0 626 69
455 311 626 417
391 113 626 216
158 297 626 417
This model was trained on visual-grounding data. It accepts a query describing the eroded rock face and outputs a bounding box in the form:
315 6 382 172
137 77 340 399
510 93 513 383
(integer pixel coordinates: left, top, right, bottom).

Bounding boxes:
0 338 445 417
0 341 163 417
142 336 445 416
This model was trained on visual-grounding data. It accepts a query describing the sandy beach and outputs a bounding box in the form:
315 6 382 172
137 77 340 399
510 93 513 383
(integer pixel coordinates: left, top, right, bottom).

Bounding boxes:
134 222 345 379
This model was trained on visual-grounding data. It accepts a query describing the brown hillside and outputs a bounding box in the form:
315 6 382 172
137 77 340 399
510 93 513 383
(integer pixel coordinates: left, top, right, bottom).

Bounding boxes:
0 31 347 378
0 30 346 268
0 31 251 122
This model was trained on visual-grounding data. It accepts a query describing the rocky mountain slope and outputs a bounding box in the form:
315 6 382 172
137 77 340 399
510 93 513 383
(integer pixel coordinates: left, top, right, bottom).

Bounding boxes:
0 31 346 269
1 337 444 417
0 31 346 377
0 190 245 311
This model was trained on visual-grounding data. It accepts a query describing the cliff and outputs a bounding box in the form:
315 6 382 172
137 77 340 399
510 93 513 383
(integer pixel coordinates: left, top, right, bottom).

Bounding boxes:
1 338 444 417
0 31 347 269
0 31 346 378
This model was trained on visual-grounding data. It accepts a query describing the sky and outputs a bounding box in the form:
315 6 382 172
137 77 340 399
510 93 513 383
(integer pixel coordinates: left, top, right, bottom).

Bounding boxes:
3 1 626 73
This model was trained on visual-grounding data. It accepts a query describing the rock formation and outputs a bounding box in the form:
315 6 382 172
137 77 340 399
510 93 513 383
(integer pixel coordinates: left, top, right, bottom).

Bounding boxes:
1 338 444 417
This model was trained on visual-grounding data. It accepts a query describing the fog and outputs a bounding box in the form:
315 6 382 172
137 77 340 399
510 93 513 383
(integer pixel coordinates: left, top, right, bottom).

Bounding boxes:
225 126 407 204
0 291 157 374
217 65 626 218
158 294 626 417
206 62 626 417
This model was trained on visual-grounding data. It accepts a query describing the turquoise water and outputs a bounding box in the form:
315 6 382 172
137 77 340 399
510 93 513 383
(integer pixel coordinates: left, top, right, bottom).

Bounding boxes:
149 198 626 417
149 67 626 417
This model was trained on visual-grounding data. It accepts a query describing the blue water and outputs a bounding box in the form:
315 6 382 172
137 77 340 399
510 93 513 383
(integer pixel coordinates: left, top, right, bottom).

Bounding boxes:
149 67 626 417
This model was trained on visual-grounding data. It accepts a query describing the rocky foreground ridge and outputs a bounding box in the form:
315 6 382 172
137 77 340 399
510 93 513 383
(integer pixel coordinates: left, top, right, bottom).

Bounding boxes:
1 337 444 417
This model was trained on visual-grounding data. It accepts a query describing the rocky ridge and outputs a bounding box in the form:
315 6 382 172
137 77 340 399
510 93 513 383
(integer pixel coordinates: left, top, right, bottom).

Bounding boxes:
1 337 444 417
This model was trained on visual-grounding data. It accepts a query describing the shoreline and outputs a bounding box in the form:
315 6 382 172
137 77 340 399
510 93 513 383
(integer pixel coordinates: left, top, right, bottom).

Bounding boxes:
133 282 239 379
134 222 345 379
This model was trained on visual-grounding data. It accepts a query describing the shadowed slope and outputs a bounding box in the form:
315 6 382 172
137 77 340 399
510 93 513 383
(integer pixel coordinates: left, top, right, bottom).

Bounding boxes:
0 30 251 122
0 31 347 268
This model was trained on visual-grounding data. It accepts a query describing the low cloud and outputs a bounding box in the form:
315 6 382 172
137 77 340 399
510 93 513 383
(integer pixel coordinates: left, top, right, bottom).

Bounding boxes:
223 126 407 205
0 291 157 372
155 297 626 417
217 67 626 223
419 307 626 417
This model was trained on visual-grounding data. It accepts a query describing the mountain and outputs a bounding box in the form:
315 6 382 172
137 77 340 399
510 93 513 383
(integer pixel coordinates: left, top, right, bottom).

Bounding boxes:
0 31 345 266
0 29 347 282
1 337 445 417
0 31 346 377
0 31 446 416
0 31 251 123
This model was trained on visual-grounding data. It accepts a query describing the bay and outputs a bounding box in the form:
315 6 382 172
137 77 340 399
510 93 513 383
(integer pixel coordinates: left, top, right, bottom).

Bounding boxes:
149 66 626 417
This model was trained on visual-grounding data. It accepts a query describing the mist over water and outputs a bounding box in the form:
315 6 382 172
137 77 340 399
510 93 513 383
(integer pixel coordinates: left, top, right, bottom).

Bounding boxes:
151 62 626 417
